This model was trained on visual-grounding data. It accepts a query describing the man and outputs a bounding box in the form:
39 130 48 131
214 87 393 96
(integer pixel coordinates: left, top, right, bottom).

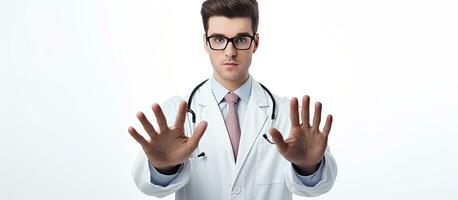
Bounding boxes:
128 0 337 199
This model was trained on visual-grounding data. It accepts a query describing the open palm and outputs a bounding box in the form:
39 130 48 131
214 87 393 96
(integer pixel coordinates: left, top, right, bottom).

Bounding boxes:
269 95 333 171
128 101 207 170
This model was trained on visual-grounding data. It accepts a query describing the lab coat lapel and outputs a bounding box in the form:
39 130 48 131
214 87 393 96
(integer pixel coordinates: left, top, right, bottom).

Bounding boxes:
232 79 269 187
196 80 235 161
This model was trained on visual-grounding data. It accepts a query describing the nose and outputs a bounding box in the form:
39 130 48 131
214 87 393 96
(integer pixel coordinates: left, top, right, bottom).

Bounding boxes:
224 42 237 57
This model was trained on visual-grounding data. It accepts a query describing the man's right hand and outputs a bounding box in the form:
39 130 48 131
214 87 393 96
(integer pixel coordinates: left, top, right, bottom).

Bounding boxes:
128 100 207 173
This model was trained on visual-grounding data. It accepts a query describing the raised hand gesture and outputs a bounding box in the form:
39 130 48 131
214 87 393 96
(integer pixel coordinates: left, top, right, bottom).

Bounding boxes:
128 101 207 173
269 95 333 175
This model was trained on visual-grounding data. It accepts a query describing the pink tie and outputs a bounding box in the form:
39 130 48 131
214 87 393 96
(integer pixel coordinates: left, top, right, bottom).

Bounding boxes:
224 92 241 161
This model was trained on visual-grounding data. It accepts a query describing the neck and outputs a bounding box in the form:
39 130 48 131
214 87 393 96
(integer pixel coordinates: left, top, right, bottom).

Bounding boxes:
214 74 249 91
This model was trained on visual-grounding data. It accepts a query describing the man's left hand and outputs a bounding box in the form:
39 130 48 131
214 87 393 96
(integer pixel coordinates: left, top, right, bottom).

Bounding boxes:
269 95 333 175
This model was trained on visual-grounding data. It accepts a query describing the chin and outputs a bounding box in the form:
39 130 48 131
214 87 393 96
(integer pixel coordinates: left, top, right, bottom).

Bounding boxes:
221 73 247 82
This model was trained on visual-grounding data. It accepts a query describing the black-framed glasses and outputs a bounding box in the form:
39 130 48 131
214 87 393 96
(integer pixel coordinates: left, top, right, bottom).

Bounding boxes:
206 34 256 50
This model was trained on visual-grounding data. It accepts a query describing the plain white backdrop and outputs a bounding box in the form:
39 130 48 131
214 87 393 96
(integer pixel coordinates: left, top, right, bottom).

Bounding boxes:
1 0 457 199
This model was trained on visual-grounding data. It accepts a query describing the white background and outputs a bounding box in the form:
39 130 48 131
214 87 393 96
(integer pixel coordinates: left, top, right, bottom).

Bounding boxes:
1 0 457 199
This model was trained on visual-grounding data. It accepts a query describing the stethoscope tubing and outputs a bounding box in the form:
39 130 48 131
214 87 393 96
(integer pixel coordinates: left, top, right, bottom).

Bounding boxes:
186 79 277 158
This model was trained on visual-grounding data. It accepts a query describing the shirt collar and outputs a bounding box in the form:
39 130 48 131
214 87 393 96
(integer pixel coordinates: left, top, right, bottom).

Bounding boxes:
211 75 252 105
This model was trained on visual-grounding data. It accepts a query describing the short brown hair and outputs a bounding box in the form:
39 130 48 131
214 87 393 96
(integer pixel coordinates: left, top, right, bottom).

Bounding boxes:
201 0 259 34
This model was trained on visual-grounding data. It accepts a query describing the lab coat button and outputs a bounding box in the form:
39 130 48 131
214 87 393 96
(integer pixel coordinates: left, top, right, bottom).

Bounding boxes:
233 186 241 194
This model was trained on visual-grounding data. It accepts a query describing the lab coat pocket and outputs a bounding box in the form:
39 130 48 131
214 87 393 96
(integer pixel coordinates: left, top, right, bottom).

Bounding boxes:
255 141 285 185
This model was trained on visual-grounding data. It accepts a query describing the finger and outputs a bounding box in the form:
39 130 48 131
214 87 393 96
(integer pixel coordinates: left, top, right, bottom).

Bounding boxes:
137 112 158 138
152 103 169 133
312 102 322 130
189 121 208 150
128 126 148 147
174 101 188 129
323 114 333 137
269 128 287 155
301 95 311 128
290 97 300 127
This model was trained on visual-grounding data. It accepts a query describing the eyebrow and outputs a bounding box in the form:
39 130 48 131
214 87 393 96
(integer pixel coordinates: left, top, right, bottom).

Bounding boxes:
208 32 253 37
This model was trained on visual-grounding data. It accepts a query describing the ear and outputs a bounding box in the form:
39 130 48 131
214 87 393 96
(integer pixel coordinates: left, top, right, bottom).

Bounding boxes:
203 33 210 54
252 33 259 53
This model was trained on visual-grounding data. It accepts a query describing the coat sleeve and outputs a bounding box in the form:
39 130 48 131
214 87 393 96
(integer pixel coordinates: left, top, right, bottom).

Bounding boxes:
283 146 337 197
130 96 191 197
131 152 191 198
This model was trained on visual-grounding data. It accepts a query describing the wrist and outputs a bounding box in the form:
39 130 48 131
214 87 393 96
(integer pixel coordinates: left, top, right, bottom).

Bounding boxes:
153 164 182 175
148 159 182 175
293 161 321 176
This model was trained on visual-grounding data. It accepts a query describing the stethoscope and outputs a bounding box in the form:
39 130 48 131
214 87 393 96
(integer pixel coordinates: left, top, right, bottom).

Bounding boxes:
186 79 277 158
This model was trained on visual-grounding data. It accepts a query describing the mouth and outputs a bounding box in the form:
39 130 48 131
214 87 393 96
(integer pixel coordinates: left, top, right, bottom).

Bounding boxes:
222 62 239 69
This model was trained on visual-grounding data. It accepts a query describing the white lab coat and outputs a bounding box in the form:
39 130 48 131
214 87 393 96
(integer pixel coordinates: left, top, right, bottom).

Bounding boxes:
131 78 337 200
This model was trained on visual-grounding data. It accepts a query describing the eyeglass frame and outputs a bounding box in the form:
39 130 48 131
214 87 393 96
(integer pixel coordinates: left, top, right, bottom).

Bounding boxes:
205 33 257 50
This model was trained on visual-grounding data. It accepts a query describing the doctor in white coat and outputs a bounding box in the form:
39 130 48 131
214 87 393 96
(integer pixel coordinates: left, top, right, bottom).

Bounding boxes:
128 0 337 199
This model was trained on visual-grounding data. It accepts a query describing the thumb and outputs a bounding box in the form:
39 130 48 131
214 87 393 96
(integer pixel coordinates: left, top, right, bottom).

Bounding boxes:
269 128 287 155
189 121 208 150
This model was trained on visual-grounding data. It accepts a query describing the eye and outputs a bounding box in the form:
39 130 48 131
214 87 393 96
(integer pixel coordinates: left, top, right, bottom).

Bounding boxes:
234 36 248 44
213 36 226 43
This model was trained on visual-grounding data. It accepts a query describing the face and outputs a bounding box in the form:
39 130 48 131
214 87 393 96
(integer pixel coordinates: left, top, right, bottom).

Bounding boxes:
204 16 259 86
